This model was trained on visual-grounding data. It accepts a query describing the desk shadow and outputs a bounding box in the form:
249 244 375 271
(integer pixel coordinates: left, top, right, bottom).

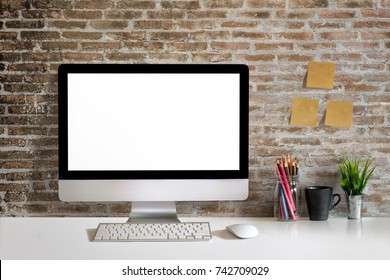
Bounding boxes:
212 229 239 240
87 228 97 242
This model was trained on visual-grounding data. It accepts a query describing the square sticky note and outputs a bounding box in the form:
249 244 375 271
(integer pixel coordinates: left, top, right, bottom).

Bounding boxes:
325 100 353 128
306 61 335 90
290 98 319 127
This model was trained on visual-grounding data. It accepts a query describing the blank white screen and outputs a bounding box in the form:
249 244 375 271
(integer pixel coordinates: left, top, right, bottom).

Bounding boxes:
68 73 240 171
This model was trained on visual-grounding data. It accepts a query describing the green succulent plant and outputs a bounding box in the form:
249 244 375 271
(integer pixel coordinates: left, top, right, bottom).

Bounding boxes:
338 157 375 196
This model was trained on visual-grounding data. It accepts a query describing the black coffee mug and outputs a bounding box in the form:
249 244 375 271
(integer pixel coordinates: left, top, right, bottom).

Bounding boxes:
305 186 341 221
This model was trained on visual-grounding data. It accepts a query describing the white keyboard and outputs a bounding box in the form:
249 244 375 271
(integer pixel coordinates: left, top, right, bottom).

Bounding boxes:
93 222 212 242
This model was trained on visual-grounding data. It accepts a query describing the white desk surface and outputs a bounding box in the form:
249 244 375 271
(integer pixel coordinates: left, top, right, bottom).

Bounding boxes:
0 217 389 260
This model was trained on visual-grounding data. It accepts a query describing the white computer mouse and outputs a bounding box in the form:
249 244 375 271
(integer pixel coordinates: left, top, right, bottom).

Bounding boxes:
226 223 259 239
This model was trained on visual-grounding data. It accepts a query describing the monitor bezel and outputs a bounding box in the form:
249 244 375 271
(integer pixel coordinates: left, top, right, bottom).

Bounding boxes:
58 64 249 180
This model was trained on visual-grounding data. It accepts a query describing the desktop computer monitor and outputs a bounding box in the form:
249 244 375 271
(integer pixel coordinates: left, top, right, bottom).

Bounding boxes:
58 64 249 222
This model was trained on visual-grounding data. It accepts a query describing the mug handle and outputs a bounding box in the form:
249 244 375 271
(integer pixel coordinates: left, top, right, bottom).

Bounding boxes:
330 193 341 210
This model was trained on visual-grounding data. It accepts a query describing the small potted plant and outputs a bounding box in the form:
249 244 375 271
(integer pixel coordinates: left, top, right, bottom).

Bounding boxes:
338 156 375 219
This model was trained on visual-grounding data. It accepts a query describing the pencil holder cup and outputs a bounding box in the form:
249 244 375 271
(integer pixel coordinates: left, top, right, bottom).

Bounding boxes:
274 175 300 221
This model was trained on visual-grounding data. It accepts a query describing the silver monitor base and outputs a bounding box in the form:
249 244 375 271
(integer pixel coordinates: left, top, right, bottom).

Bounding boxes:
127 201 180 223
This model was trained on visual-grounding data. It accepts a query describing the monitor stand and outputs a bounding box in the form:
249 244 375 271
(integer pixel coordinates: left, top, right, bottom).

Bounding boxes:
127 201 180 223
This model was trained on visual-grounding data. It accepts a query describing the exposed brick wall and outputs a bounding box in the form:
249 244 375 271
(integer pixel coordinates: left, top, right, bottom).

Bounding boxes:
0 0 389 217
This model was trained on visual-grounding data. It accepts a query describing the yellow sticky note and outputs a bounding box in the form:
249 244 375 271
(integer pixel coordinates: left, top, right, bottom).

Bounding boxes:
325 100 353 128
290 98 319 127
306 61 335 90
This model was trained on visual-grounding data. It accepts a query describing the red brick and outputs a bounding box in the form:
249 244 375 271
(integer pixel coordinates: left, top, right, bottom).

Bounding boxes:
345 84 380 92
361 31 390 40
41 42 79 51
0 151 34 160
296 43 336 50
81 42 121 50
339 42 380 51
4 193 27 203
62 32 102 40
6 172 33 181
22 10 62 19
193 31 231 40
30 137 58 148
24 73 57 83
124 41 164 51
0 95 25 104
0 74 23 83
148 53 188 62
32 0 72 9
354 21 390 29
1 116 28 125
21 53 62 62
5 21 45 29
221 21 259 28
354 116 385 125
73 0 113 9
289 0 328 8
362 10 390 18
8 105 48 114
255 43 294 50
134 20 175 30
236 54 275 61
211 42 250 50
276 11 316 19
63 53 104 62
278 54 313 61
309 22 347 29
47 21 87 29
0 42 36 52
21 31 60 40
188 11 227 19
149 31 189 41
0 0 29 10
319 11 356 19
8 63 47 72
369 127 390 136
27 192 60 202
50 203 91 213
0 32 18 40
91 20 128 30
105 53 147 61
25 94 57 104
275 32 314 40
280 138 321 145
161 1 200 9
64 10 103 19
336 1 374 8
4 84 45 93
0 138 27 147
247 0 286 8
107 11 143 19
192 53 232 63
202 0 244 8
106 32 145 41
178 20 215 30
381 0 390 7
23 204 49 213
232 31 272 40
235 11 271 19
322 53 361 61
117 0 156 9
28 116 57 126
0 10 19 18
